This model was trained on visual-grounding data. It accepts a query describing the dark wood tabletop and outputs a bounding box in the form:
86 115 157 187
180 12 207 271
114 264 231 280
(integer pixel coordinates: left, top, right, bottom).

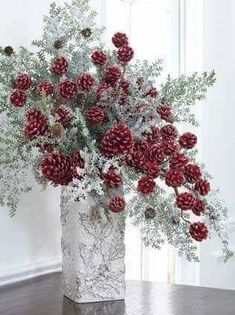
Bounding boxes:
0 272 235 315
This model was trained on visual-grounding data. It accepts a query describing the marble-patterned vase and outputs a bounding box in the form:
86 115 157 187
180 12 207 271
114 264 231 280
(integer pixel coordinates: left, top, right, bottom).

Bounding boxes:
60 192 126 303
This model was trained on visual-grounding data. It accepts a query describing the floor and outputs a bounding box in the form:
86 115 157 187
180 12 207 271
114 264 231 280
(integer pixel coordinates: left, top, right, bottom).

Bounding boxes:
0 272 235 314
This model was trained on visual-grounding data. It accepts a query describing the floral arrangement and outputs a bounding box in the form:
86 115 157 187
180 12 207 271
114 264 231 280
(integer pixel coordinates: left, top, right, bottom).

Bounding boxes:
0 0 233 261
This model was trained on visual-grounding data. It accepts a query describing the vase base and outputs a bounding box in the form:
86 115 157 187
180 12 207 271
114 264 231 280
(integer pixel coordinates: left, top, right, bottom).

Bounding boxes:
64 294 125 304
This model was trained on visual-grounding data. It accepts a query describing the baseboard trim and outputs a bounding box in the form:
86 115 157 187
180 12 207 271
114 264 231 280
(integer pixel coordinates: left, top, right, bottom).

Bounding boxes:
0 258 62 287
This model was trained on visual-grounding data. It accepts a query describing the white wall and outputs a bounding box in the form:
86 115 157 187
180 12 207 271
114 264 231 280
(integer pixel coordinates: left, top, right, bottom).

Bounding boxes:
0 0 67 284
199 0 235 289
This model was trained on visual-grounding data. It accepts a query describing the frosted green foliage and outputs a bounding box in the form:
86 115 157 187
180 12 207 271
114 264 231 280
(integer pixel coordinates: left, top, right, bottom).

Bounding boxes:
0 0 232 262
160 71 216 126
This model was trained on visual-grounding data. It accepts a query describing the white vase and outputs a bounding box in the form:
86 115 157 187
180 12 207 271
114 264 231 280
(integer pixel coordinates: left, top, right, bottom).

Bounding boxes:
60 191 126 303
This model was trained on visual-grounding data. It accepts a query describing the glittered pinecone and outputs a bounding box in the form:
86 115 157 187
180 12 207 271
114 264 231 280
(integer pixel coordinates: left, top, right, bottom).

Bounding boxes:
165 170 185 188
77 73 95 93
189 222 208 242
170 152 189 170
145 87 158 98
157 105 173 122
144 161 160 178
102 170 122 189
59 80 77 100
70 150 84 179
10 90 27 107
146 144 165 164
127 151 146 171
195 179 211 196
104 65 122 87
85 106 105 124
36 81 54 96
24 109 49 141
91 50 107 66
51 122 64 137
16 74 32 90
133 140 149 153
162 140 178 156
55 105 72 127
4 46 14 56
41 152 72 185
161 124 178 141
108 196 126 213
145 207 156 219
179 132 197 149
51 56 68 75
101 124 133 157
192 199 206 216
81 28 92 38
112 32 129 48
184 164 202 183
176 192 195 210
137 175 156 196
117 46 134 63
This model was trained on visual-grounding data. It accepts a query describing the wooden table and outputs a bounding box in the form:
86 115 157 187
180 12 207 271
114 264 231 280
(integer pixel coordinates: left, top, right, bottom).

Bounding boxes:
0 272 235 315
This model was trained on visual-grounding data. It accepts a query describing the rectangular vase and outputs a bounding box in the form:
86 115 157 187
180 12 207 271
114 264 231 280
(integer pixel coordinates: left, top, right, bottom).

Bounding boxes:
60 192 126 303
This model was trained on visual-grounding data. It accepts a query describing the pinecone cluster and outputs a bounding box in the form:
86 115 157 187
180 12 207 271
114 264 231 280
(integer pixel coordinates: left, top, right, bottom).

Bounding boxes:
10 29 213 244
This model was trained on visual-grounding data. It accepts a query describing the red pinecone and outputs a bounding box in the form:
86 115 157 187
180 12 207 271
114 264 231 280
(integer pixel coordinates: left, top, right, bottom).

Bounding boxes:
51 56 68 75
36 81 54 96
165 170 185 188
104 65 122 87
145 87 159 98
195 179 211 196
91 50 107 66
85 106 105 124
108 196 126 213
162 140 178 156
55 105 72 127
157 105 173 122
101 124 133 157
120 80 129 94
117 46 134 63
144 126 161 144
192 199 206 216
59 80 77 100
176 192 195 210
145 161 160 178
77 73 95 93
16 74 32 90
133 140 149 153
127 151 146 171
102 170 122 189
137 175 156 196
70 150 84 179
41 152 72 185
10 90 27 107
24 109 49 141
184 164 202 183
179 132 197 149
161 124 178 141
189 222 208 241
170 152 189 170
112 32 129 48
146 144 165 164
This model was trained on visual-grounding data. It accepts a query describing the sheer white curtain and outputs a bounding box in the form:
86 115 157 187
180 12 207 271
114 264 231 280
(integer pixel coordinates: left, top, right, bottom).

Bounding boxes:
103 0 184 282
